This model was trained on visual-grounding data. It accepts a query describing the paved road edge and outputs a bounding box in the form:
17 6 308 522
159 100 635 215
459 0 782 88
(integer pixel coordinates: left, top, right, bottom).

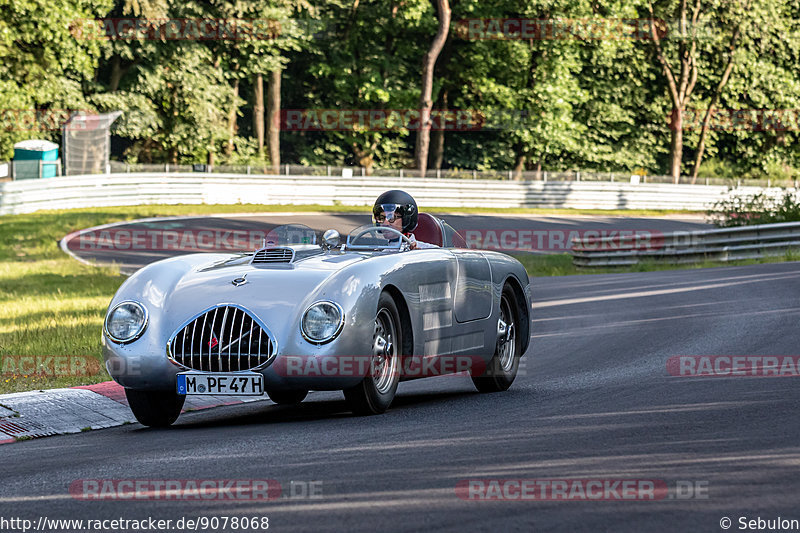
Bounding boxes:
0 381 270 444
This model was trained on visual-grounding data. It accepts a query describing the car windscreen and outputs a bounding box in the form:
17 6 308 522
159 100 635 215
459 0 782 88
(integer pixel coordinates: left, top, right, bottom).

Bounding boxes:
264 224 318 247
346 224 405 251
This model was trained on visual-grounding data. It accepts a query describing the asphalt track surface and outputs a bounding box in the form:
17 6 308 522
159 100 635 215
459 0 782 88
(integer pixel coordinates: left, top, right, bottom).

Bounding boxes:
2 261 799 532
63 213 710 273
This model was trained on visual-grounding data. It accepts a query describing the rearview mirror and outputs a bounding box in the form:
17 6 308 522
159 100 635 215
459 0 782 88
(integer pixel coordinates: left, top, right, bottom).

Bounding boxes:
322 229 340 249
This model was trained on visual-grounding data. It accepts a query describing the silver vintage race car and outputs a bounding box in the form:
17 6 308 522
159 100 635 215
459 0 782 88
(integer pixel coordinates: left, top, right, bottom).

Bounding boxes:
102 214 533 426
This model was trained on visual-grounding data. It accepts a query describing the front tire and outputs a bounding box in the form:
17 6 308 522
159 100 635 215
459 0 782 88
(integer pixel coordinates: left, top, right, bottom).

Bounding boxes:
125 388 185 427
343 292 402 415
471 284 521 393
268 389 308 405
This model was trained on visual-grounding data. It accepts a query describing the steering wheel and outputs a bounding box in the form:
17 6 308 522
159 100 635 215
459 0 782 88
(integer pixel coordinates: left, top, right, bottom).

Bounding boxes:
348 226 412 249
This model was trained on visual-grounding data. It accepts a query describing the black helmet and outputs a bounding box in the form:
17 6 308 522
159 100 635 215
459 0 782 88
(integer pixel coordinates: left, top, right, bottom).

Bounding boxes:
372 190 418 233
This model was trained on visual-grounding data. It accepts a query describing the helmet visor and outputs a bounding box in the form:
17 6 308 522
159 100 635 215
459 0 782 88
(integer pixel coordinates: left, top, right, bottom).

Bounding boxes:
373 203 403 224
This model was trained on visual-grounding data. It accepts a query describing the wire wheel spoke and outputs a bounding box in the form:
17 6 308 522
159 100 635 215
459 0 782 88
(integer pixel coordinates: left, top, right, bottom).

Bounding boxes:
372 309 397 394
497 296 516 372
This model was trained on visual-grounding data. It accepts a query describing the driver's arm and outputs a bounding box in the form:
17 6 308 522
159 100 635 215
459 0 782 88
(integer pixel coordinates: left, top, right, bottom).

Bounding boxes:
407 235 439 249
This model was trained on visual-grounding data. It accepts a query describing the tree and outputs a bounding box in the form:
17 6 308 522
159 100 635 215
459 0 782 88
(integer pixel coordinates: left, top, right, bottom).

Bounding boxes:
0 0 112 159
646 0 702 183
282 0 428 173
689 0 798 182
414 0 450 177
3 0 796 180
645 0 767 182
687 3 746 182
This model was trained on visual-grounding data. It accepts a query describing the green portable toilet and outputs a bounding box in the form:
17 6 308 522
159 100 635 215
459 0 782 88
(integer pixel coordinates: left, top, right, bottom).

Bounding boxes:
13 140 60 179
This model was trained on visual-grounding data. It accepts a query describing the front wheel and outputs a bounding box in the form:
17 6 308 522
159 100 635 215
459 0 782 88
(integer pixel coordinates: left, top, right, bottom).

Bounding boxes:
471 285 521 393
125 388 185 427
343 292 402 415
267 389 308 405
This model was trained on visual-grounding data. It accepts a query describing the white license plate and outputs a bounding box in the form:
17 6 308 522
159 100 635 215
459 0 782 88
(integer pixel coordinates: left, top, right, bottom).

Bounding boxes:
176 372 264 396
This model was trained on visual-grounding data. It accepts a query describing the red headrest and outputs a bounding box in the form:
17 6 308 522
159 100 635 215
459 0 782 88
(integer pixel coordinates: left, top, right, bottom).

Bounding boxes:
413 213 444 247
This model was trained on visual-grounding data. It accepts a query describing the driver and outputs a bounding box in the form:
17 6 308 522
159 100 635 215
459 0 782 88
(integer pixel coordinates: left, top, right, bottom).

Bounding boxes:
372 190 438 249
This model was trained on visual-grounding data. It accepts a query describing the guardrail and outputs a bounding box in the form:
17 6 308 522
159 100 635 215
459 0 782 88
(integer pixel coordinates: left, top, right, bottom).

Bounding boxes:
0 172 765 216
571 221 800 266
104 162 798 189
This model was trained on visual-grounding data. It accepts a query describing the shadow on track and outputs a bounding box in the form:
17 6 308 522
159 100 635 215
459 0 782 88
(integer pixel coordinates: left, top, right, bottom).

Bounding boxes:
136 389 483 432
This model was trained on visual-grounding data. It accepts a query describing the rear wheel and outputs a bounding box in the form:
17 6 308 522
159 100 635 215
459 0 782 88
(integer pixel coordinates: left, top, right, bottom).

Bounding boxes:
344 292 401 415
471 285 521 393
125 389 185 427
267 389 308 405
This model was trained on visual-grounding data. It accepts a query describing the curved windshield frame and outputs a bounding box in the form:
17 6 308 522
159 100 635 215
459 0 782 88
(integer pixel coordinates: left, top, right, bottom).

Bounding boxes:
263 224 318 247
346 224 406 251
199 223 320 270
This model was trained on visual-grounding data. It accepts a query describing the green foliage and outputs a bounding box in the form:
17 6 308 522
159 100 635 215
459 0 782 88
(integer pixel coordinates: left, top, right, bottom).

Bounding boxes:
0 0 113 158
0 0 798 175
708 190 800 227
696 158 738 180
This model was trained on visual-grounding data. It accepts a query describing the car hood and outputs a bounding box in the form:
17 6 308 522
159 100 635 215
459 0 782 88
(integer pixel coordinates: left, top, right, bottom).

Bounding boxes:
162 252 366 315
110 249 387 354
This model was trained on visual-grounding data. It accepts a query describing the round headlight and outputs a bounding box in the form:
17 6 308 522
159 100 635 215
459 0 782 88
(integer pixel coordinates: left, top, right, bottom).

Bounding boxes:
104 301 148 344
301 301 344 344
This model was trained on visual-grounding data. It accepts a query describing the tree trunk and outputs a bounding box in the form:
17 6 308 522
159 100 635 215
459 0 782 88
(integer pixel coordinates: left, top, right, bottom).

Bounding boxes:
648 0 701 184
430 128 445 170
226 79 239 156
670 107 683 182
429 90 448 170
513 153 527 181
266 69 281 174
109 56 124 92
353 143 374 176
253 73 265 156
414 0 451 177
690 117 710 184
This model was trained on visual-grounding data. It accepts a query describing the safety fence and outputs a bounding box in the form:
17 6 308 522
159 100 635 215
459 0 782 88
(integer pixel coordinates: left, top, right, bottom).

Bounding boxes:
0 172 768 215
571 221 800 266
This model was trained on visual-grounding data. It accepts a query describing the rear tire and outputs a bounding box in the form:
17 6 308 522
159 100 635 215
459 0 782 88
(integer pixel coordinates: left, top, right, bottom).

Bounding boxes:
344 292 402 415
125 389 185 427
267 389 308 405
471 284 521 393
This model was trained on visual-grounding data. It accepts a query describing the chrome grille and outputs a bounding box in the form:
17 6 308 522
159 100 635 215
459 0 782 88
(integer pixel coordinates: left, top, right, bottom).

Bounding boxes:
251 247 294 264
168 305 274 371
